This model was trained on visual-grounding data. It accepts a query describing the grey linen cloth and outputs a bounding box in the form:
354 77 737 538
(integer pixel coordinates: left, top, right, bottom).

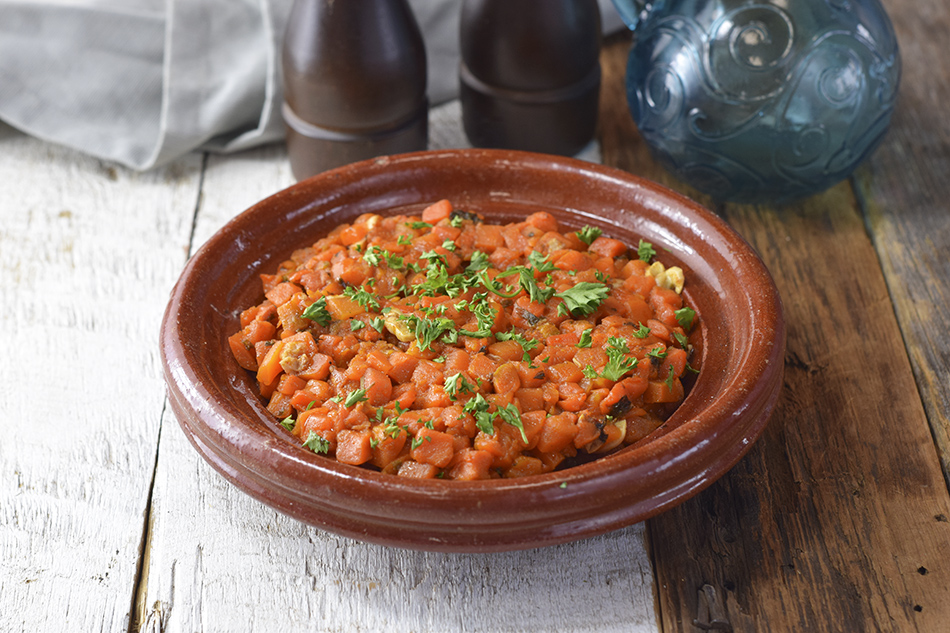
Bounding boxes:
0 0 623 170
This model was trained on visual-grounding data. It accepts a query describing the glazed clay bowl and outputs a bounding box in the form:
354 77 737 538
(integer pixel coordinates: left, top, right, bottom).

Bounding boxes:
160 148 785 552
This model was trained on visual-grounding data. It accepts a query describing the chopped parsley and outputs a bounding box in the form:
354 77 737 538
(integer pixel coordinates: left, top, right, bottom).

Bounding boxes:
303 431 330 454
301 297 331 326
576 225 602 245
675 306 697 330
633 323 651 339
350 320 366 332
406 221 432 229
556 282 609 317
576 329 593 348
445 372 477 400
279 415 295 432
343 285 380 312
602 337 639 382
637 239 656 262
344 388 368 407
497 403 528 443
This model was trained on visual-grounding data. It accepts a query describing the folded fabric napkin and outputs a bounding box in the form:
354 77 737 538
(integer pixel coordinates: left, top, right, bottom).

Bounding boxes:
0 0 622 170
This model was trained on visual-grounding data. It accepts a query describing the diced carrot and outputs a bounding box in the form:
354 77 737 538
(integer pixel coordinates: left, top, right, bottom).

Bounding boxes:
514 388 545 412
267 391 293 419
228 332 258 371
362 367 393 406
397 460 440 478
492 362 522 395
557 382 588 412
589 236 628 258
547 362 584 383
515 362 546 389
339 224 367 246
370 426 408 469
643 378 684 404
325 294 364 320
365 348 393 374
256 339 285 385
536 412 579 453
488 339 525 362
447 449 494 480
431 224 462 241
331 257 370 286
573 414 601 449
410 428 455 468
504 455 545 478
472 224 505 252
622 272 656 298
391 383 417 409
421 199 453 223
387 351 419 384
264 281 301 307
525 211 559 233
278 374 307 395
336 429 373 465
552 249 591 272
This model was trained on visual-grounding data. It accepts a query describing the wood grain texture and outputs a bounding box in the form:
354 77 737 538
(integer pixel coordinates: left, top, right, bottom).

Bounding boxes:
599 28 950 632
854 0 950 486
135 144 660 633
0 123 203 632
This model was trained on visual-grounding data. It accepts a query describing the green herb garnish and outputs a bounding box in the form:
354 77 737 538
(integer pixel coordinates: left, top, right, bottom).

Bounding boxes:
576 226 602 245
301 297 331 326
303 431 330 454
344 388 368 408
637 239 656 262
602 337 639 381
577 329 593 348
556 282 609 317
675 306 696 330
343 285 380 312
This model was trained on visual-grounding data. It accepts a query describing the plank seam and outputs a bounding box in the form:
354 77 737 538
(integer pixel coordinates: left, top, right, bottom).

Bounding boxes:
851 172 950 497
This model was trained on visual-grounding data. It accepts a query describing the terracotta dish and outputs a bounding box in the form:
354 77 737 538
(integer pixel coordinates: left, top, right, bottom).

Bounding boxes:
160 149 785 552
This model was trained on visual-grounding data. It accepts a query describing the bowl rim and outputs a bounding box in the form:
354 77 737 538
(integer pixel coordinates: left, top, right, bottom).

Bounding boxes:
160 148 785 551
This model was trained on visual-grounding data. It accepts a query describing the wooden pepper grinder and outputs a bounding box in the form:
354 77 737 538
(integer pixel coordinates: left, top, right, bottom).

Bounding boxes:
282 0 429 181
459 0 602 156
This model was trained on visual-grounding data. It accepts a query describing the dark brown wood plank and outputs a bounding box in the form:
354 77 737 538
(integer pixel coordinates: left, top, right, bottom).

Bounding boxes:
598 26 950 632
854 0 950 486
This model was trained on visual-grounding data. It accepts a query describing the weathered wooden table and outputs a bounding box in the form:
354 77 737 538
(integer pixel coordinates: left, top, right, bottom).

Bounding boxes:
2 2 949 630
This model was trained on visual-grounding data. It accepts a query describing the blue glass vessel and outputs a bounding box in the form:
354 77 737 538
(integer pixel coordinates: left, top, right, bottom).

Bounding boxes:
610 0 901 203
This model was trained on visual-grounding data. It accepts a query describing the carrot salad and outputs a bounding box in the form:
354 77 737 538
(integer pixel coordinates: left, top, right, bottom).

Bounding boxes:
228 200 698 480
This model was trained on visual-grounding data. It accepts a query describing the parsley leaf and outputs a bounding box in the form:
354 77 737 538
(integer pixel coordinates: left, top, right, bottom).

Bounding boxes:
406 221 432 229
602 337 639 381
637 239 656 262
403 314 457 351
279 415 295 431
301 297 331 326
633 323 651 339
497 403 528 443
576 226 603 245
577 329 593 348
303 431 330 454
466 250 491 272
445 372 477 400
343 285 380 312
675 306 696 330
344 388 368 408
350 320 366 332
556 282 609 317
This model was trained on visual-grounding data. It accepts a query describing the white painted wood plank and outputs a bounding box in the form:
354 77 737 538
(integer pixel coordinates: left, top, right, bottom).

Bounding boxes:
0 122 203 633
139 111 658 632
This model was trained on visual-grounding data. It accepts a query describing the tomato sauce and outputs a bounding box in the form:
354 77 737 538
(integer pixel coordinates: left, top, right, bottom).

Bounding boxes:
229 200 698 480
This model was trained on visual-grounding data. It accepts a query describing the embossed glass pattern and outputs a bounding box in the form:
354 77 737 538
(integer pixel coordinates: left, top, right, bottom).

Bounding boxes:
611 0 900 202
